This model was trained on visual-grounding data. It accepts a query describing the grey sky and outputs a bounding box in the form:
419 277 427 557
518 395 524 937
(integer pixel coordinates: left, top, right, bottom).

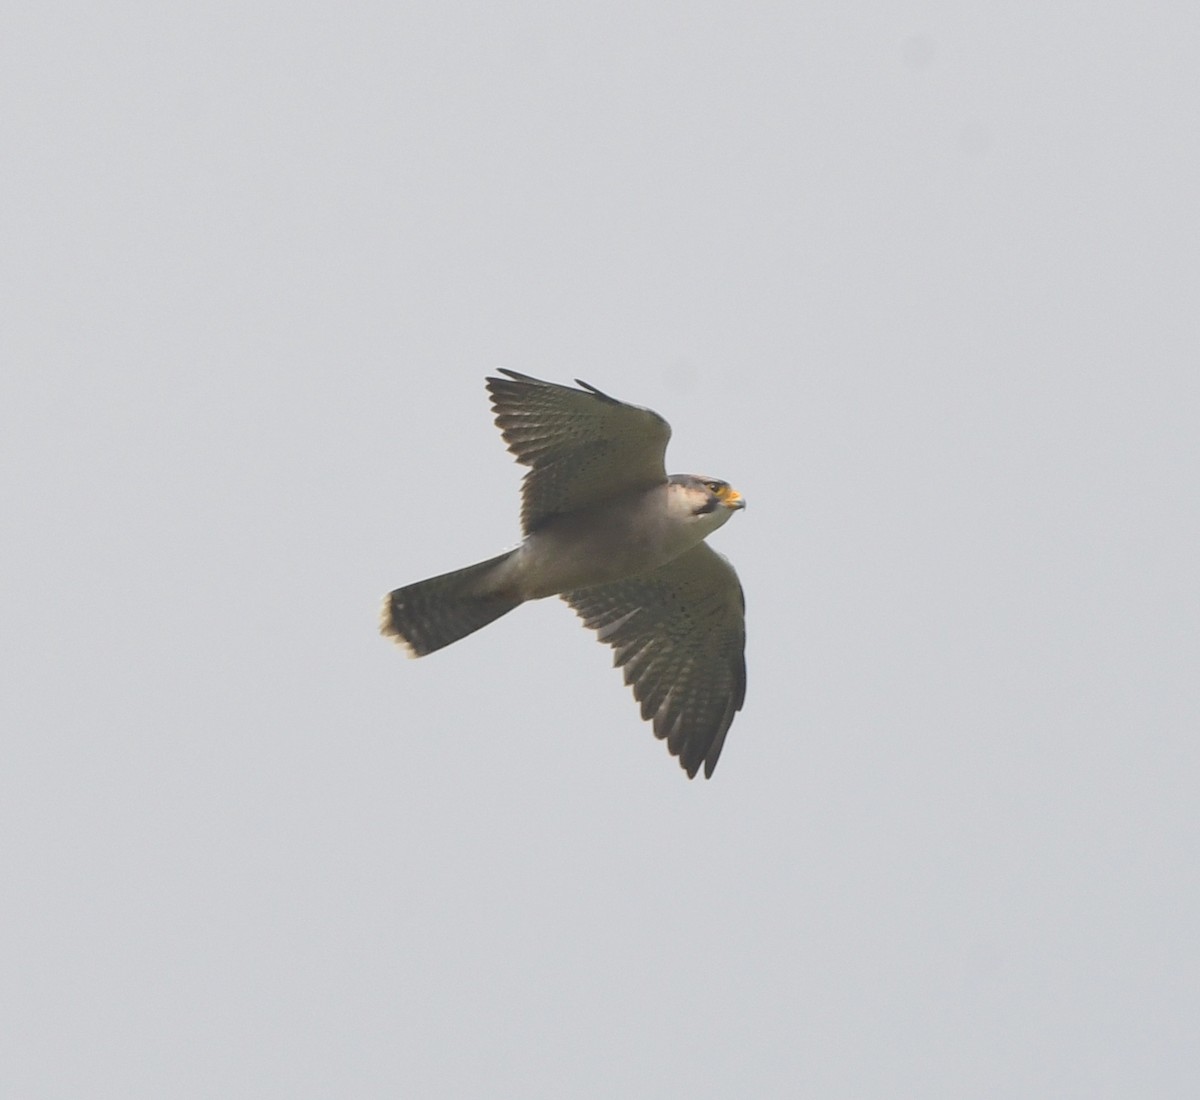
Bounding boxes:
4 3 1198 1096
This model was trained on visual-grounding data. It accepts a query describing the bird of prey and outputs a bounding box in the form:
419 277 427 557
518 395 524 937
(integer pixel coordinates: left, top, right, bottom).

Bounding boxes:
381 370 747 778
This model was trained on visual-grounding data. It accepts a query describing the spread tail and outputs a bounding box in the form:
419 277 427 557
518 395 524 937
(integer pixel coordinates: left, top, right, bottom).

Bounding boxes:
380 550 522 657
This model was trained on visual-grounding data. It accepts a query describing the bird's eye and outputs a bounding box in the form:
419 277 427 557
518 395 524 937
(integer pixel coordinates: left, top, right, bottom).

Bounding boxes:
706 480 724 494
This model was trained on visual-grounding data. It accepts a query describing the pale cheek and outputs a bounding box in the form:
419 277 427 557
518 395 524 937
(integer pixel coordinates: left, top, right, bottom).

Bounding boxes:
691 509 730 536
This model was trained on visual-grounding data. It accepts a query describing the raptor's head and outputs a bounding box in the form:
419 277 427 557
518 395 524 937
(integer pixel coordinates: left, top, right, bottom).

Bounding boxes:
668 474 746 533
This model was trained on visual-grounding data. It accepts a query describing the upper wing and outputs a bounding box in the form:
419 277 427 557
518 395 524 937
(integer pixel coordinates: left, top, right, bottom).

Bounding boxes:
562 542 747 779
486 370 671 534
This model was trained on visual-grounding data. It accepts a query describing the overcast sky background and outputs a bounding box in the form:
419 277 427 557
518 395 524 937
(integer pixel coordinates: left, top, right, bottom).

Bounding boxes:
4 3 1198 1097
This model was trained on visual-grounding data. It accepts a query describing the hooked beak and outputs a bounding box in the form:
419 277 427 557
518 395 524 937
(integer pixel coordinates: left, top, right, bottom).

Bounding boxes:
720 487 746 511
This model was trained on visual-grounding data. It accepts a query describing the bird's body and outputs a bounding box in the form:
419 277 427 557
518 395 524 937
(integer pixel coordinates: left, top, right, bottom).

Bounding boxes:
496 479 737 600
381 370 747 778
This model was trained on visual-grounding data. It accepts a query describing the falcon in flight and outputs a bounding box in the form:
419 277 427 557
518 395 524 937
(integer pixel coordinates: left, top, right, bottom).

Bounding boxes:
381 370 747 778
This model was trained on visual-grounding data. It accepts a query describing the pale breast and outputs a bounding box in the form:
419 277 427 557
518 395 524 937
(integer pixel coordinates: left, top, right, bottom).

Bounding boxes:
510 485 707 599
